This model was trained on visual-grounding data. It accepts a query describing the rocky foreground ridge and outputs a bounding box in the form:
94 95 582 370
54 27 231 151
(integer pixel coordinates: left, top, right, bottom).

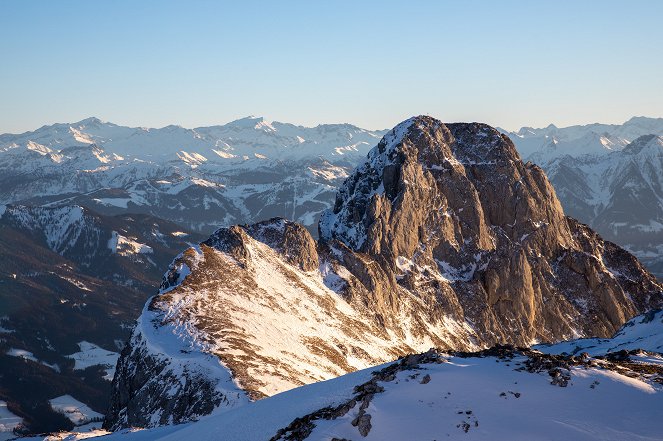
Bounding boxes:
105 116 663 430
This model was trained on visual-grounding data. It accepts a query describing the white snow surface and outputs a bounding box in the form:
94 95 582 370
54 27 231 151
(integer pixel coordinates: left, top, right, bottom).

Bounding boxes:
304 356 663 441
66 341 120 381
536 309 663 356
31 347 663 441
108 231 153 256
49 395 104 426
0 400 22 441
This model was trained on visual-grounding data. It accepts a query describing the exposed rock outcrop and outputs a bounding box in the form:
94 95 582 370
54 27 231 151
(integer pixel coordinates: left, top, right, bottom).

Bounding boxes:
105 116 662 430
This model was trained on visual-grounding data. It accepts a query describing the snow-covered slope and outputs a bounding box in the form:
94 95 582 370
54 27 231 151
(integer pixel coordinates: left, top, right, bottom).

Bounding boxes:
29 310 663 440
105 218 475 429
537 309 663 356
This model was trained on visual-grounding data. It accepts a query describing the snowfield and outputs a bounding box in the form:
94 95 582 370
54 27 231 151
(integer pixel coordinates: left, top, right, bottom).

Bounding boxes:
28 310 663 441
28 347 663 441
6 348 60 372
49 395 104 426
66 342 120 381
0 401 22 441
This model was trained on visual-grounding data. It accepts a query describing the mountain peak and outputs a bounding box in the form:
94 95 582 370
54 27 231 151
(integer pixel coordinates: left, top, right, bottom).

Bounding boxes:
623 134 663 155
319 116 521 251
227 115 264 126
74 116 103 126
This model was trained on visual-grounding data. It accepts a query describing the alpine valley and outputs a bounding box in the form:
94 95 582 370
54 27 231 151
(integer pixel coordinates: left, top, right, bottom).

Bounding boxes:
1 115 663 440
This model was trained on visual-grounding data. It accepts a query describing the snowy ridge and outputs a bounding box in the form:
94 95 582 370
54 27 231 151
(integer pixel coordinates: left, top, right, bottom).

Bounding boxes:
506 116 663 160
33 311 663 441
537 309 663 355
107 245 249 429
105 214 485 429
1 205 95 255
0 116 385 165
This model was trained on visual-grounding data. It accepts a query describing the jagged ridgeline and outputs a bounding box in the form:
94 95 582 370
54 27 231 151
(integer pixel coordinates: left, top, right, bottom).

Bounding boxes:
105 116 663 429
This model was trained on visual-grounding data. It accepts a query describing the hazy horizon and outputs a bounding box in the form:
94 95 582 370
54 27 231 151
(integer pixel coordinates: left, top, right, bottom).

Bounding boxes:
3 113 663 137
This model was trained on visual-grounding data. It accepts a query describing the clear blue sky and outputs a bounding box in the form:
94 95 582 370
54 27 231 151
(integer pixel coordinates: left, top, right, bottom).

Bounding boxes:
1 0 662 133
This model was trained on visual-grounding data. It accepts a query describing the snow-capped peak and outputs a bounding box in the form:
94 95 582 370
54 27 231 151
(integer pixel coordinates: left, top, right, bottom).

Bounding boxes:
623 134 663 155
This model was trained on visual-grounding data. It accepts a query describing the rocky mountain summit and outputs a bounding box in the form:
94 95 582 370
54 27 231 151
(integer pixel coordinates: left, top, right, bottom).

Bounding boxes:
105 116 662 430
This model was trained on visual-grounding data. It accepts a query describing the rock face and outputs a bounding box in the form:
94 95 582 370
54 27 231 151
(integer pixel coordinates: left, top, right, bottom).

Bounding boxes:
320 117 661 341
105 116 663 430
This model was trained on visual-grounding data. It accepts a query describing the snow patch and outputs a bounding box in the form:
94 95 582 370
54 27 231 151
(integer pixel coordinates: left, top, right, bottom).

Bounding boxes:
0 400 22 440
49 395 104 425
66 341 120 381
108 231 153 256
6 348 60 372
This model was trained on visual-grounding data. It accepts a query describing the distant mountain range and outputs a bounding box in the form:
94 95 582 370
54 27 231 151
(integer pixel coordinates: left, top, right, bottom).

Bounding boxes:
2 116 661 277
0 117 385 234
502 118 663 276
